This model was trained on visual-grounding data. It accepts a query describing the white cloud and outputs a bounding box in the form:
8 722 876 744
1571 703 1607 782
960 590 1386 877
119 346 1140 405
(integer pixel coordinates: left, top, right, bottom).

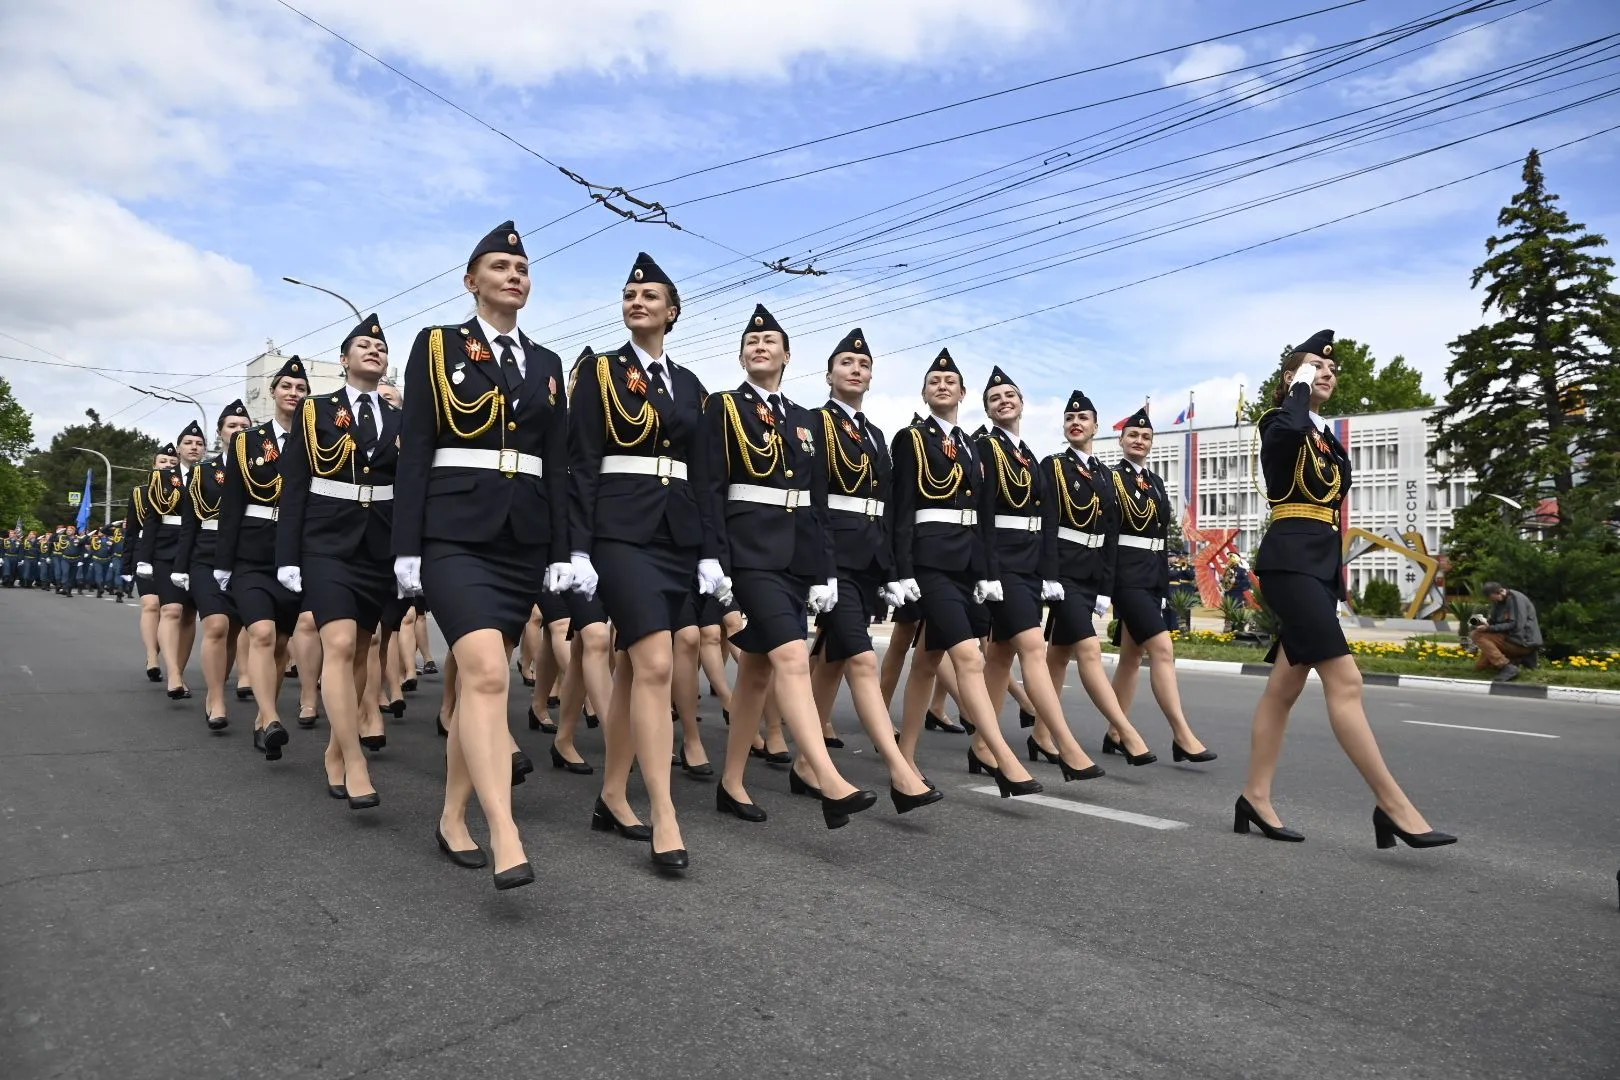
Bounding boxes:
1166 42 1249 90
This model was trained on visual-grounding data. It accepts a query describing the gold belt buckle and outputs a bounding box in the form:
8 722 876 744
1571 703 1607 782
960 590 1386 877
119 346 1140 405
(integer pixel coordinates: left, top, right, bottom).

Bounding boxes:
357 484 373 507
498 449 519 476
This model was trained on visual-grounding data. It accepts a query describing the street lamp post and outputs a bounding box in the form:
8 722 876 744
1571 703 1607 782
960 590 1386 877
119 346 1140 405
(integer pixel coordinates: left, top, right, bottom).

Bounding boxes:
69 446 114 525
135 386 209 436
283 277 362 322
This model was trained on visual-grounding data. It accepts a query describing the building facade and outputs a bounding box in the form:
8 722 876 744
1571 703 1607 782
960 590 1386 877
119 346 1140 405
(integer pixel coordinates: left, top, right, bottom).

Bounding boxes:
1090 406 1476 609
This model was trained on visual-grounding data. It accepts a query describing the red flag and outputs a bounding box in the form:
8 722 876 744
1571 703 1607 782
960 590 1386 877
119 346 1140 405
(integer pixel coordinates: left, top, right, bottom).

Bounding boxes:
1112 414 1130 431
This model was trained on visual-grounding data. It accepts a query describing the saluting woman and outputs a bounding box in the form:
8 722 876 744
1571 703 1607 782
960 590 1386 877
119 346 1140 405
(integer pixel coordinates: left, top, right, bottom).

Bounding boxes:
702 304 877 829
1238 331 1455 849
216 357 311 760
567 253 708 871
277 313 401 811
172 400 253 731
394 221 573 891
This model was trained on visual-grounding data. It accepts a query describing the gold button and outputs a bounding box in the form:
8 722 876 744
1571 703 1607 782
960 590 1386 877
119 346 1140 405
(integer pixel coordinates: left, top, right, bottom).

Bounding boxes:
786 508 794 513
362 466 370 475
660 477 669 486
785 470 794 478
965 489 972 496
507 422 517 431
662 439 670 447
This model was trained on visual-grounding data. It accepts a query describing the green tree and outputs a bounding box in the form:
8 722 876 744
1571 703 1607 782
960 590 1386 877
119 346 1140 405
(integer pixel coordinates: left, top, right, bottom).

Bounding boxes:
1429 149 1620 504
26 409 161 527
0 375 44 528
1244 337 1433 423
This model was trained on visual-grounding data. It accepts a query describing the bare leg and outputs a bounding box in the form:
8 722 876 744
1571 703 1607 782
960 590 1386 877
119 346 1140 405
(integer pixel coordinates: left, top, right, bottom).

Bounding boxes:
234 626 251 695
1136 628 1207 752
985 632 1096 770
1111 633 1145 715
1241 649 1310 827
1008 672 1035 718
699 623 733 713
245 621 287 732
811 652 929 794
897 646 942 768
932 651 960 717
762 685 789 756
292 611 321 720
1316 654 1434 832
414 609 436 668
158 603 187 691
530 616 568 720
319 621 375 798
140 593 161 670
199 613 232 719
879 620 918 710
625 632 683 852
558 623 611 763
673 625 708 767
1046 638 1151 756
441 630 526 874
176 608 197 680
722 652 774 804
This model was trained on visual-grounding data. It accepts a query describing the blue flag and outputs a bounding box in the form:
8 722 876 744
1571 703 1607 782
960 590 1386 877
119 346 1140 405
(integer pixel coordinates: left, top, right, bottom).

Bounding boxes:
76 468 92 531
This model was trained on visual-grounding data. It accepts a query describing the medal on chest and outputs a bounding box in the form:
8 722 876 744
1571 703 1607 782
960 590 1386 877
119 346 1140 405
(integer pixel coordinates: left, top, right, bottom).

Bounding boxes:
627 366 648 395
334 406 352 428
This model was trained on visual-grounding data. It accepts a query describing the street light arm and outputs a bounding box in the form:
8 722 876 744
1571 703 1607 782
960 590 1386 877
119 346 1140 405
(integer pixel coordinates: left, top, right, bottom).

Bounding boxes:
69 446 115 526
283 276 363 322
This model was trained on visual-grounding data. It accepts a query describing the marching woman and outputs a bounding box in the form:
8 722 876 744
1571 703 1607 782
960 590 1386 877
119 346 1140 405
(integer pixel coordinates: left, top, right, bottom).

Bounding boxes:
216 357 311 760
394 222 572 890
889 350 1040 797
568 253 707 870
277 313 401 810
976 367 1104 782
1040 389 1157 765
1239 331 1455 848
1107 407 1215 763
126 445 178 680
803 328 938 811
172 400 253 731
703 304 877 829
136 424 208 699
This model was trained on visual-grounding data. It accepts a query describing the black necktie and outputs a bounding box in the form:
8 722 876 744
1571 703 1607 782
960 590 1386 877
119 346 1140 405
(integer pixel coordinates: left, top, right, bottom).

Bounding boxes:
768 393 787 427
951 427 972 466
645 361 670 421
494 334 521 393
356 393 377 457
854 410 873 450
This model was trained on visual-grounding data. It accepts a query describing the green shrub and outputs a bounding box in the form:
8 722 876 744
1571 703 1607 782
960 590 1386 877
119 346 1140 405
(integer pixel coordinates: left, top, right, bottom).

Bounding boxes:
1361 578 1404 618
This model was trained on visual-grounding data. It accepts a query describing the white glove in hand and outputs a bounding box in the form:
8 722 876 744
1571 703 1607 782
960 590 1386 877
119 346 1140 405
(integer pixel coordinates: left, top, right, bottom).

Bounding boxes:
1094 594 1112 617
1291 361 1319 388
276 566 302 593
715 576 734 607
545 562 573 593
902 578 922 603
121 574 134 585
393 555 422 597
696 558 726 597
1041 579 1065 602
213 569 231 590
136 561 153 579
807 577 839 615
880 581 908 608
973 580 1004 604
569 553 598 599
170 572 190 591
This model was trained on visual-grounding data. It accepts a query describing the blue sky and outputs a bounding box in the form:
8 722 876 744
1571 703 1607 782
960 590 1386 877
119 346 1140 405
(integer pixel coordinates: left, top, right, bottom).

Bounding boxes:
4 0 1618 454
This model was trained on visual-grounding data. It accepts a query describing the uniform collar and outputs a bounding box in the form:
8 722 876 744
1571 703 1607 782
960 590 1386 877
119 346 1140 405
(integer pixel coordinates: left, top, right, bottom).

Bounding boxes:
629 340 670 373
270 418 291 442
746 378 782 402
342 382 380 411
1309 410 1328 431
476 315 523 349
992 423 1022 448
827 397 859 421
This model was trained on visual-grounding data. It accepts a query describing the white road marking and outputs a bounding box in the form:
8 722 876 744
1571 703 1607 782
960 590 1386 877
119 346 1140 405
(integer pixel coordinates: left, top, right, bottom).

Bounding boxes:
1401 720 1558 739
20 665 32 677
968 785 1189 829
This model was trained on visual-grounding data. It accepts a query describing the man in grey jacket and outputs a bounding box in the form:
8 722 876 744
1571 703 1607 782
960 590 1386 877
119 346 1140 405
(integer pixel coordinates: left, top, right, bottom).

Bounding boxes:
1470 581 1542 681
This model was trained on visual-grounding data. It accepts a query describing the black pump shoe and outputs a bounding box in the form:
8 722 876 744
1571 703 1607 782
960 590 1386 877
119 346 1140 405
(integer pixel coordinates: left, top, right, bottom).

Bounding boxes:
1018 709 1037 729
650 846 689 872
526 706 557 734
511 750 534 786
678 747 713 777
435 826 487 869
261 721 288 761
1234 795 1303 842
145 666 162 683
716 783 767 822
590 797 652 840
966 750 999 776
890 785 945 814
401 677 418 693
492 862 535 891
234 686 252 700
987 763 1042 799
925 710 966 734
347 791 380 810
1103 732 1158 766
1373 807 1457 850
436 713 448 738
1059 759 1106 782
1172 741 1217 763
386 699 406 719
547 695 560 710
824 736 845 749
788 769 822 799
821 789 877 830
1026 735 1060 764
205 710 229 732
296 709 319 729
327 783 348 800
584 710 600 729
550 745 594 775
359 734 386 751
166 686 191 701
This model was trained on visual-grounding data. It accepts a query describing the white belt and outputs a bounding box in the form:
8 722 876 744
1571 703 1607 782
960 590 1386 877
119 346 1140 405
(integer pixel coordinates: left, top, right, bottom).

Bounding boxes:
915 508 978 527
310 477 394 504
244 504 278 521
432 447 542 478
200 520 219 532
728 484 807 510
160 514 182 526
1118 535 1165 551
1057 527 1104 548
827 494 884 517
601 454 688 481
993 514 1042 532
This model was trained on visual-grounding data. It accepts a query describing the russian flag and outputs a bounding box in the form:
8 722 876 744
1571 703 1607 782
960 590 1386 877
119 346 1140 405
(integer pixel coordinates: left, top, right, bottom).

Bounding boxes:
1173 400 1194 426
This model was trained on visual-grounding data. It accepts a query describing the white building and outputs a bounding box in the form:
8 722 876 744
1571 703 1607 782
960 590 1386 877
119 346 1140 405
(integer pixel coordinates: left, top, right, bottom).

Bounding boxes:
242 343 345 420
1091 406 1477 608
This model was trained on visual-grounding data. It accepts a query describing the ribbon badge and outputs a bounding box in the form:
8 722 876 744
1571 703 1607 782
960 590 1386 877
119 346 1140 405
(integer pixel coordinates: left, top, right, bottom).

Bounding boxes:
941 437 957 461
840 418 859 442
334 407 352 428
170 474 182 488
626 366 647 395
464 338 493 363
263 438 280 463
755 402 775 426
214 469 226 485
1312 431 1330 454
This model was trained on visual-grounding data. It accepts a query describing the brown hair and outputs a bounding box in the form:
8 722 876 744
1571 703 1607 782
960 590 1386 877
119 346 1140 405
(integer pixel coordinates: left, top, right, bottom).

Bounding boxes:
1272 350 1311 406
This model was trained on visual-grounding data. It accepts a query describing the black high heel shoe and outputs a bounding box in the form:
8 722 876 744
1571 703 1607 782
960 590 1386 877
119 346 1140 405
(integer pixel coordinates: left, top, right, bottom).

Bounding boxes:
520 674 536 688
261 721 288 761
590 797 653 840
1373 807 1457 850
821 789 877 830
966 749 999 775
547 695 560 711
1102 732 1158 766
435 826 486 869
715 783 767 822
550 744 594 775
145 666 162 683
925 710 966 734
1018 709 1036 729
678 747 713 777
234 685 252 700
650 823 689 872
326 783 347 800
1172 742 1217 763
347 791 380 810
987 764 1043 799
296 709 319 729
584 710 600 729
493 862 535 891
359 734 386 751
205 709 228 732
436 713 448 737
1234 795 1303 842
386 699 406 718
401 677 418 693
166 686 191 700
890 785 945 814
788 769 822 799
763 747 792 766
824 736 845 749
527 706 557 734
1059 758 1106 782
1026 735 1060 764
511 750 534 786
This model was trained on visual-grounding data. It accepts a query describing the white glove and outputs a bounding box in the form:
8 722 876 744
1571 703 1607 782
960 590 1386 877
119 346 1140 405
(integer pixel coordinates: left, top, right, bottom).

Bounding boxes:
569 553 598 599
545 562 573 593
213 569 231 590
277 566 302 593
1094 594 1112 617
973 580 1004 604
1291 361 1319 388
393 555 422 597
1041 580 1065 602
880 580 908 608
170 572 190 591
1336 601 1352 619
697 558 726 597
121 574 134 586
136 561 153 578
807 577 839 615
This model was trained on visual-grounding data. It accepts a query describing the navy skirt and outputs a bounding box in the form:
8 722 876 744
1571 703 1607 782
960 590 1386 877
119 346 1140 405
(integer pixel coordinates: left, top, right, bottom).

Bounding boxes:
731 569 812 655
232 564 300 636
422 532 543 648
1259 571 1350 665
988 571 1044 643
303 552 393 630
594 538 697 649
1045 578 1099 646
915 569 984 652
814 568 880 662
188 561 237 622
1111 586 1168 647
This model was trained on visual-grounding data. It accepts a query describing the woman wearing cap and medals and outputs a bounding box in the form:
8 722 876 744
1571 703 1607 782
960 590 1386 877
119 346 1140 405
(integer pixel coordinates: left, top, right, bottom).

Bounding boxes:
1107 406 1216 764
126 444 178 681
172 400 253 731
136 422 209 699
1238 331 1455 849
216 356 311 760
701 304 878 829
803 328 939 812
888 349 1041 797
1040 390 1157 766
394 221 572 891
276 313 402 811
976 367 1106 783
567 253 708 871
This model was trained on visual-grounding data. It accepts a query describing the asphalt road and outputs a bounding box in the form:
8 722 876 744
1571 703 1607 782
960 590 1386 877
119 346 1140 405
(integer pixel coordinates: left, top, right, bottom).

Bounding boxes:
2 587 1616 1080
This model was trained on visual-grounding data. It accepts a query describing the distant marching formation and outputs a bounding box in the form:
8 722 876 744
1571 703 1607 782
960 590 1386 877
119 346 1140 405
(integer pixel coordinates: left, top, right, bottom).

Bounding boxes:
3 221 1457 890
